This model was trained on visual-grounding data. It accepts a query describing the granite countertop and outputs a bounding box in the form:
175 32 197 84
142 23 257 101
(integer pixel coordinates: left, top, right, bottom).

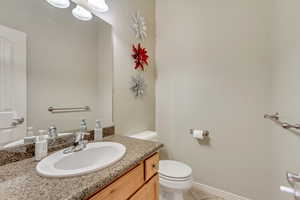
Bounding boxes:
0 135 163 200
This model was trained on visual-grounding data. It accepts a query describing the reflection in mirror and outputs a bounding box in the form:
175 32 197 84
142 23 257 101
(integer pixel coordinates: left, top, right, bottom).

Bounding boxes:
0 0 113 147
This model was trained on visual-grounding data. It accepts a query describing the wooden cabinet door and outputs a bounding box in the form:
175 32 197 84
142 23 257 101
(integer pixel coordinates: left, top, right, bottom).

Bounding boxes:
145 153 159 181
129 175 159 200
89 164 144 200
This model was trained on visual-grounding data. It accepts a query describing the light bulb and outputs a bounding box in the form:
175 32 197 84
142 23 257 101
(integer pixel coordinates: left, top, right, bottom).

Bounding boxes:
46 0 70 8
72 5 93 21
88 0 109 13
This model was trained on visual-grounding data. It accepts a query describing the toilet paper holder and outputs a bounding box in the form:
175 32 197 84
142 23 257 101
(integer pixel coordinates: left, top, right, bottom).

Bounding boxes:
189 129 210 137
280 172 300 199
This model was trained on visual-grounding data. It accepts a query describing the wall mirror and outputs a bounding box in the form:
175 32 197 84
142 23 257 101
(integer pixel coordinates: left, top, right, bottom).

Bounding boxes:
0 0 113 147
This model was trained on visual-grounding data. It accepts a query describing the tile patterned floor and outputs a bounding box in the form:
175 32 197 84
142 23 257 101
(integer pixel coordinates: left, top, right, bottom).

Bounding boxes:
183 187 225 200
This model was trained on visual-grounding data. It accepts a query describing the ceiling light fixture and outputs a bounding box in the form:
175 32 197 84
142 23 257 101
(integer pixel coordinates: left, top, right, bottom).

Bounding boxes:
72 5 93 21
46 0 70 8
88 0 109 13
45 0 109 21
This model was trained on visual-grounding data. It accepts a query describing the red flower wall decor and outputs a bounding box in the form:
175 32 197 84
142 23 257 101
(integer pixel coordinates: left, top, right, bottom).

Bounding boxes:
132 43 149 71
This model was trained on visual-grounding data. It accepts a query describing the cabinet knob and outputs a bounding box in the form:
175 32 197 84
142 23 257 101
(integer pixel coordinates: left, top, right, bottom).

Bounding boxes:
152 164 159 170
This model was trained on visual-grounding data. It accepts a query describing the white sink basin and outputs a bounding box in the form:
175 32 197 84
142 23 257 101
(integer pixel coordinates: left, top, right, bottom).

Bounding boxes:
36 142 126 178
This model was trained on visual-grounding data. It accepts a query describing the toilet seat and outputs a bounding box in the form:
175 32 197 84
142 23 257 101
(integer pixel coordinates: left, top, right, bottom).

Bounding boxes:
159 160 192 180
160 173 192 182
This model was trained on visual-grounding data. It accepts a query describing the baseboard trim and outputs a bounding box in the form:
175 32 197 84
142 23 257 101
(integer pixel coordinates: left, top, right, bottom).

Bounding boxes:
193 182 252 200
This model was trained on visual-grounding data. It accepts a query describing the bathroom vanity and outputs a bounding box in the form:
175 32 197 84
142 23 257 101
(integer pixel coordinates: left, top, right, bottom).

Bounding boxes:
0 136 163 200
88 152 160 200
0 1 164 199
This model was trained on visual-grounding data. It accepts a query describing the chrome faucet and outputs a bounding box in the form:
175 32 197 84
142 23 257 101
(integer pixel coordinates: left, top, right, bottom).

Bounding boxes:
48 124 58 145
80 119 87 134
74 119 88 150
63 119 88 154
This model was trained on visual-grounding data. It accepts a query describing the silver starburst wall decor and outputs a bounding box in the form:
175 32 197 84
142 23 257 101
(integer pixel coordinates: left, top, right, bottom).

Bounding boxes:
130 73 147 97
131 11 147 41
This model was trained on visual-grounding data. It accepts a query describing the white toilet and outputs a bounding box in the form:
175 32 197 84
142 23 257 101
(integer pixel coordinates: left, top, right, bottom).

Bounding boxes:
130 131 193 200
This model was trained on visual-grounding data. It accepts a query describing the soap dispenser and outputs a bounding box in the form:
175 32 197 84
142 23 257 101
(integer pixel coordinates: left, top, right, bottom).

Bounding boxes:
35 130 48 161
94 120 103 141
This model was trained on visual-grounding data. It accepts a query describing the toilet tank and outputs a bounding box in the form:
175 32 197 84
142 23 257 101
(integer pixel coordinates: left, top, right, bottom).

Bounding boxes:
129 130 158 142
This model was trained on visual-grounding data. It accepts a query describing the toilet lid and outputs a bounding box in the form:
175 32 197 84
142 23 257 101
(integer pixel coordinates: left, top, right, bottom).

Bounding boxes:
159 160 192 179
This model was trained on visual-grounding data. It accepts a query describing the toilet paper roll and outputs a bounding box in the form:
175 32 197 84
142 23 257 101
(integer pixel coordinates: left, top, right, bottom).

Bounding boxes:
280 186 300 198
192 130 208 140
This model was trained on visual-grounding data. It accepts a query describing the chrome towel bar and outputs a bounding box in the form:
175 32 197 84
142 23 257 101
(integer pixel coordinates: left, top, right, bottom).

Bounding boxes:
280 172 300 199
264 113 300 130
48 106 90 113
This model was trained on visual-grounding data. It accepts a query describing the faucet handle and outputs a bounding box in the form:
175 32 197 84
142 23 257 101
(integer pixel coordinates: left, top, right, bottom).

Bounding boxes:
48 124 57 135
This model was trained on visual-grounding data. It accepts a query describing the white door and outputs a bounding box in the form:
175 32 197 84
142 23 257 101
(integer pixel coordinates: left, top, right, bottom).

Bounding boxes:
0 25 26 147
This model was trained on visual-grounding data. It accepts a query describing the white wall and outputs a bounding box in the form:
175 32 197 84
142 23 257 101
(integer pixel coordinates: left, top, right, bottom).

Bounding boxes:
156 1 273 200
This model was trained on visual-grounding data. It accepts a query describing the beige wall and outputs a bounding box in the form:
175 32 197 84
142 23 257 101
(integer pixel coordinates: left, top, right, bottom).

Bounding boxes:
0 0 113 133
97 0 156 135
271 1 300 199
156 0 273 200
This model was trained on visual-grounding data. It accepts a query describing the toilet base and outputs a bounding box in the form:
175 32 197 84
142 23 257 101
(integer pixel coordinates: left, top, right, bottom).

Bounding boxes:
160 185 184 200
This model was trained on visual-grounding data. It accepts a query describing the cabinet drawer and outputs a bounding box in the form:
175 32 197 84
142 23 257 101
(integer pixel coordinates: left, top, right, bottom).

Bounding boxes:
145 153 159 181
129 175 159 200
89 164 144 200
